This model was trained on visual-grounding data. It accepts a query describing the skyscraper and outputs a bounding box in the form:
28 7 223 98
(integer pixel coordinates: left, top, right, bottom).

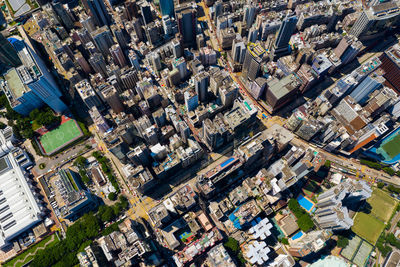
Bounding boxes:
91 26 114 58
89 53 108 77
379 43 400 93
83 0 111 27
349 2 400 38
333 35 362 65
112 25 129 50
175 3 197 48
231 37 246 64
159 0 174 17
110 44 127 67
243 4 256 29
52 0 75 30
194 71 210 102
141 2 153 25
242 43 266 81
2 38 67 115
271 14 297 59
0 34 21 68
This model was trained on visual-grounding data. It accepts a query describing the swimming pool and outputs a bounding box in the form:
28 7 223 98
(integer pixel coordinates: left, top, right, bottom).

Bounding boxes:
220 157 235 168
297 194 315 213
291 231 304 241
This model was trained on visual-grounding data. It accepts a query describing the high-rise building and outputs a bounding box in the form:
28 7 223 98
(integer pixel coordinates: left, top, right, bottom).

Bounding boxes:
120 68 139 90
0 34 21 68
52 0 75 30
128 50 141 70
124 0 139 20
162 15 174 36
242 43 266 81
159 0 174 17
194 71 210 103
2 37 67 115
89 53 108 77
175 3 197 48
112 25 129 50
349 73 385 104
184 90 198 111
100 85 124 114
150 52 162 71
243 4 257 29
75 51 92 74
271 14 297 59
75 79 103 110
249 77 267 100
83 0 111 26
333 35 362 65
171 39 183 58
173 57 187 80
379 43 400 92
140 2 153 25
110 44 127 67
231 37 246 64
80 14 96 32
92 26 114 58
265 74 301 112
315 179 372 230
131 18 144 41
0 128 43 248
349 2 400 39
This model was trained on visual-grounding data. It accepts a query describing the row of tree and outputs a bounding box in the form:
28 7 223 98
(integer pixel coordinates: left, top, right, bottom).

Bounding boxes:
73 156 91 185
92 151 120 195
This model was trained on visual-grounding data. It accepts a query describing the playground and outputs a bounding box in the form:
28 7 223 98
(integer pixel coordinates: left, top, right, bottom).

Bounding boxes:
37 117 83 156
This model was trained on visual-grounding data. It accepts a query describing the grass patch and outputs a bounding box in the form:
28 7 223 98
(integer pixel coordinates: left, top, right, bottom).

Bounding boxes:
382 134 400 159
352 212 385 245
367 189 397 222
67 172 78 191
3 234 59 267
302 180 321 198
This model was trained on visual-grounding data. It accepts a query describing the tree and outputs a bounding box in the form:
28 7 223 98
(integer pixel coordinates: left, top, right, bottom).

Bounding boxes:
36 108 61 127
92 151 102 159
337 236 349 248
224 237 239 253
324 160 331 168
0 94 8 108
29 109 40 121
383 167 395 176
297 214 314 232
12 125 21 140
108 192 117 201
377 182 385 189
98 205 115 223
280 238 289 245
74 156 87 168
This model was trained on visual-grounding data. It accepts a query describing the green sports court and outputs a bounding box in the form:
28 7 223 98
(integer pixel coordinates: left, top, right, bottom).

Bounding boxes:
38 119 83 155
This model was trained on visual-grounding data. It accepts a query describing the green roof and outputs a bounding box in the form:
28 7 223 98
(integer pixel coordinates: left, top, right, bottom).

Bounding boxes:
5 68 26 99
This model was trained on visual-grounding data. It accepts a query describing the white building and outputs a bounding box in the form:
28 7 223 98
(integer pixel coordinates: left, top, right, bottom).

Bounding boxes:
0 128 43 248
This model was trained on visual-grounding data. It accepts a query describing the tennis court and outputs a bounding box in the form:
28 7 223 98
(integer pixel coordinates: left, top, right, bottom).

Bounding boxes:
38 119 83 155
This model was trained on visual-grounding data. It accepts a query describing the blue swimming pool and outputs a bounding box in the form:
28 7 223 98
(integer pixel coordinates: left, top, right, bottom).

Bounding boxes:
220 157 235 168
297 194 314 212
291 231 304 241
